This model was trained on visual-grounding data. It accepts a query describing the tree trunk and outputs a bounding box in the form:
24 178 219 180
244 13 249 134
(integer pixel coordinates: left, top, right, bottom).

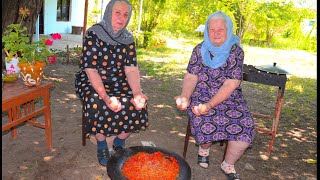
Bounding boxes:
2 0 44 43
266 22 273 44
234 8 245 40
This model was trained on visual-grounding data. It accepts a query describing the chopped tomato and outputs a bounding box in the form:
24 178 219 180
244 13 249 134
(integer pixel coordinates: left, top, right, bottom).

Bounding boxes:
122 151 180 180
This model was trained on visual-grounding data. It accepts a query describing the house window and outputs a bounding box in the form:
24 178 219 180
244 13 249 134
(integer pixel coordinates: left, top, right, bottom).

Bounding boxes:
57 0 71 21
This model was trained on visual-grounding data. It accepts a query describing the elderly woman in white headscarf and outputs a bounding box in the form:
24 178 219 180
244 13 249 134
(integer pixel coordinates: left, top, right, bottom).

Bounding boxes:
176 11 255 180
75 0 148 166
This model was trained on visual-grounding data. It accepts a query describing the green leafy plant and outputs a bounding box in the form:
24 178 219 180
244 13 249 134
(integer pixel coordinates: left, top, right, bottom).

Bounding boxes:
2 7 61 66
2 7 30 59
19 33 61 65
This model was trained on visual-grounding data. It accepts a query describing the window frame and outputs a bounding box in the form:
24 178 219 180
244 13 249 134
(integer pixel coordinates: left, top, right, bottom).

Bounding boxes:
56 0 71 22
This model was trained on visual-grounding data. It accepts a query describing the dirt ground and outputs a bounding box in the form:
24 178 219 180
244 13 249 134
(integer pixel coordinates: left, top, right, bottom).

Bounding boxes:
2 61 317 180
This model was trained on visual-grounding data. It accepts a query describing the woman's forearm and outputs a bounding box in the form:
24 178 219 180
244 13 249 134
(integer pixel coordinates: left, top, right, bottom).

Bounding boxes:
85 68 109 101
125 66 142 95
208 79 240 108
181 73 198 99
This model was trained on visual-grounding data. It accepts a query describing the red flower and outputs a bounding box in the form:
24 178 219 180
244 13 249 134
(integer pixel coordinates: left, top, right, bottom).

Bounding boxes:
44 39 53 46
51 33 62 40
47 55 56 64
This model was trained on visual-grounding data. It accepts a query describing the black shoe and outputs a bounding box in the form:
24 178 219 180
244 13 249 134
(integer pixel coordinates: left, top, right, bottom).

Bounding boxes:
197 154 209 168
221 168 241 180
113 145 124 153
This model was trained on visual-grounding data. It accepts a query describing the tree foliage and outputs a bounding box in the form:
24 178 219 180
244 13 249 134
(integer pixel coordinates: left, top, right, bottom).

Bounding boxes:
130 0 166 32
129 0 316 51
2 0 316 52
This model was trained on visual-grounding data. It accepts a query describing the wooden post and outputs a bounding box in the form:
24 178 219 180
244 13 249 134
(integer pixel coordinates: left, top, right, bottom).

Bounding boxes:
66 45 70 64
83 0 89 42
138 0 143 31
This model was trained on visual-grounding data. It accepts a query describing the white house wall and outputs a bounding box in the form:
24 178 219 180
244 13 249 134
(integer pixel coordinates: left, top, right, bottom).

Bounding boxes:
71 0 85 27
43 0 85 35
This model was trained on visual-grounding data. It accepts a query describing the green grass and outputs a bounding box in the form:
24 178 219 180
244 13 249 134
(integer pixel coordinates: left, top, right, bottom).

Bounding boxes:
137 46 177 58
137 43 192 80
283 75 317 118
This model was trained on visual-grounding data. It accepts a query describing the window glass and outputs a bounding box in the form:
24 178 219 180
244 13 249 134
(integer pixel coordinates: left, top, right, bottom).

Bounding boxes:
57 0 70 21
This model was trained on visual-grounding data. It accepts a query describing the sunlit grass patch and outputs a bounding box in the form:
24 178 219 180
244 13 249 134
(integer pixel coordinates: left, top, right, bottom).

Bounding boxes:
284 75 317 104
137 41 195 80
280 75 317 121
242 75 316 121
137 46 177 58
138 59 187 80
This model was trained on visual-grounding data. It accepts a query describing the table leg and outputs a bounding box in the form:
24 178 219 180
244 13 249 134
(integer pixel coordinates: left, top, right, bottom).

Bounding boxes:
44 89 52 150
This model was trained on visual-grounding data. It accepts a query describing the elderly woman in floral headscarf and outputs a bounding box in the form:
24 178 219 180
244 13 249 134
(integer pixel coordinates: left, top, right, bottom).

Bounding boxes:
75 0 148 166
176 11 255 180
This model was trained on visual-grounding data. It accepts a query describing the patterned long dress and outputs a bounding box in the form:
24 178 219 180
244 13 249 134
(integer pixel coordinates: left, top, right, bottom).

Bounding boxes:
186 42 255 145
75 31 148 137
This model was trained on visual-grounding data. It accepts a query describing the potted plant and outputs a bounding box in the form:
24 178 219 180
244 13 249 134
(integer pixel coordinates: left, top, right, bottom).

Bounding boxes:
2 7 61 86
2 7 30 75
17 33 61 86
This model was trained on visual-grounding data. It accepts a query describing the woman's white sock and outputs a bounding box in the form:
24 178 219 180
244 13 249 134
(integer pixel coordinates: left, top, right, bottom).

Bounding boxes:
221 160 236 174
198 146 210 156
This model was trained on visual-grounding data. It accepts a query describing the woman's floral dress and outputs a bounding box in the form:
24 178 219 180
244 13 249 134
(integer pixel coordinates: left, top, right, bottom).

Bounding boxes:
186 42 255 145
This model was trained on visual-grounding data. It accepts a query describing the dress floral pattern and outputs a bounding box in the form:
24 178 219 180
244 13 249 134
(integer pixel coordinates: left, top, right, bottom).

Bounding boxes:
75 31 148 137
187 42 255 145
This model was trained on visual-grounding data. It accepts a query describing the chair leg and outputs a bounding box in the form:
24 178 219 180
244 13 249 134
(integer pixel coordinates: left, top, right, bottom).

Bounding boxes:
183 121 191 159
220 140 224 146
82 104 86 146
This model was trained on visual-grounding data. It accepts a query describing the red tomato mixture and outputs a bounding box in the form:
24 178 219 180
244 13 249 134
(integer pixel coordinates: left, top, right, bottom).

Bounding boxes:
121 151 180 180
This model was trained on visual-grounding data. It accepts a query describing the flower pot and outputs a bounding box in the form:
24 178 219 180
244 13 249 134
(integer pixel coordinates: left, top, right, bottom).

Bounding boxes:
5 57 20 74
18 61 45 86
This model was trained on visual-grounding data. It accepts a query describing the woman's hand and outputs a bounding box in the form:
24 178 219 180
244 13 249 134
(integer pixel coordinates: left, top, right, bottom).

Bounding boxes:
130 92 148 110
192 103 211 116
104 96 122 112
175 95 190 111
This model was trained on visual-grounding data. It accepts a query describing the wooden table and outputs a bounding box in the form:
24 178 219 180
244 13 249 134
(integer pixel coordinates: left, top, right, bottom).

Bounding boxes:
2 79 54 150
